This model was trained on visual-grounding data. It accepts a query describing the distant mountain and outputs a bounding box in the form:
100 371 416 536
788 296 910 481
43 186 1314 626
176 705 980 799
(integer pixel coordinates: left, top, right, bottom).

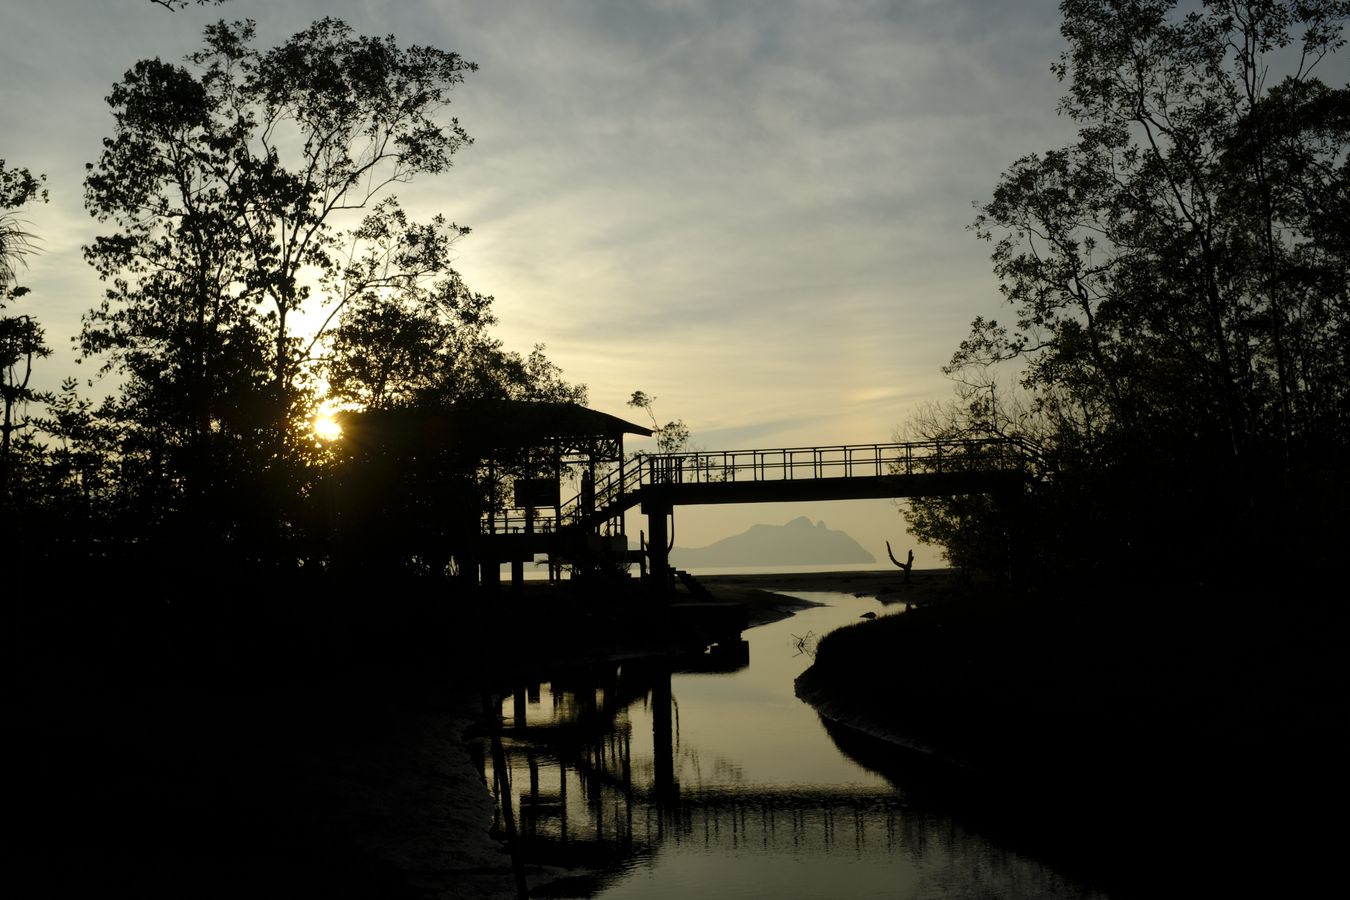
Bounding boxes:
669 516 876 569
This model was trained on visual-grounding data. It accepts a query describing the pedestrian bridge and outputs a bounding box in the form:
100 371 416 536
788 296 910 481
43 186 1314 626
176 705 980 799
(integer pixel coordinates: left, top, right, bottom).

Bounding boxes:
479 438 1029 586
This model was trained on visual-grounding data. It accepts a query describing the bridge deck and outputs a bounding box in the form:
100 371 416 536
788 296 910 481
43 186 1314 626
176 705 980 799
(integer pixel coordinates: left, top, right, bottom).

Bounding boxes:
483 438 1027 539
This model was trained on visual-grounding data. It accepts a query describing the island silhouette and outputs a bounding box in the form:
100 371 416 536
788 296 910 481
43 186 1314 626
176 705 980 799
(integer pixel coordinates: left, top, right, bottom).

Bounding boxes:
669 516 876 569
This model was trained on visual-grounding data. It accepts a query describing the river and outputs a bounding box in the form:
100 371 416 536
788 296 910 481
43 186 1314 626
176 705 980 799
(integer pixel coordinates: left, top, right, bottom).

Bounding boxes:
478 591 1115 899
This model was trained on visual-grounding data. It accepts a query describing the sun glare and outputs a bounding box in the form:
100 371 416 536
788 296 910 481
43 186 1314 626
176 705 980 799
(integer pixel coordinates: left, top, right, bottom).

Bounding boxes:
314 414 343 442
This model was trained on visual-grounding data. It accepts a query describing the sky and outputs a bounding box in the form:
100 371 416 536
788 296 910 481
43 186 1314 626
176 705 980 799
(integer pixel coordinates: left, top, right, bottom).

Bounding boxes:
1 0 1076 564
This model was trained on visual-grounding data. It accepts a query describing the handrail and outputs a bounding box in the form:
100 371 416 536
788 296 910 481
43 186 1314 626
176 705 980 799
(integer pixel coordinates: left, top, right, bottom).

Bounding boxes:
483 438 1027 535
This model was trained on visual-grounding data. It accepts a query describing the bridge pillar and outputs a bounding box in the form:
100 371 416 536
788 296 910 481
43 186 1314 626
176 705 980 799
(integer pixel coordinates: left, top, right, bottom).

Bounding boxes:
644 500 672 593
481 558 502 592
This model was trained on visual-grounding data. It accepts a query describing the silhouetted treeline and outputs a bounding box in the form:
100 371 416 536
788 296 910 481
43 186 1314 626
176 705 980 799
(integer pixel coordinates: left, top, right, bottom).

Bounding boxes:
906 1 1350 586
1 19 583 587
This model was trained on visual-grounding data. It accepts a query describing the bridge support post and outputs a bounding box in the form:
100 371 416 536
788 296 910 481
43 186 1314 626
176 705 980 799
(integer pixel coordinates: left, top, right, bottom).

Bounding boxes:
644 500 672 593
481 558 502 592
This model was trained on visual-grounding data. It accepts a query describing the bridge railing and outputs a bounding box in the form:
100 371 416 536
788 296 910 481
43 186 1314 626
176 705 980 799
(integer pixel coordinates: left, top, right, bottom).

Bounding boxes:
483 456 647 536
641 438 1024 486
530 438 1026 534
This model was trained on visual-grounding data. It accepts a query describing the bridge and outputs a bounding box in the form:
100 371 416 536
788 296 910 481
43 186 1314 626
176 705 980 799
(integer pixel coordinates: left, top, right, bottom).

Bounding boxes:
334 403 1028 590
480 438 1028 589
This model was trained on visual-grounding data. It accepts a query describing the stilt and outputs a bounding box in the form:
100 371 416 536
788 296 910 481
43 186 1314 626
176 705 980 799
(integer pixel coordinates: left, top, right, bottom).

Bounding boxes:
645 500 671 592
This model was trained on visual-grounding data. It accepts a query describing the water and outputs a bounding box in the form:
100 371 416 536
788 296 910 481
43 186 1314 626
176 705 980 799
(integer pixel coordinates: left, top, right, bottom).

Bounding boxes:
500 560 891 580
481 592 1111 899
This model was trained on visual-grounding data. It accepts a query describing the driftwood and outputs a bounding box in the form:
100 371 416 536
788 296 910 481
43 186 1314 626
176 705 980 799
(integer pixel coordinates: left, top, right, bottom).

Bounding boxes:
885 541 914 584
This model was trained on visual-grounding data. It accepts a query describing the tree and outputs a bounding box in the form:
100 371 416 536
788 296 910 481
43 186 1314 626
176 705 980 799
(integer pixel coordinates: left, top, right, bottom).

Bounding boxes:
931 0 1350 578
900 371 1053 579
325 279 468 412
323 270 586 413
627 390 690 455
1 161 49 501
81 18 477 556
23 379 124 556
0 163 45 289
149 1 231 10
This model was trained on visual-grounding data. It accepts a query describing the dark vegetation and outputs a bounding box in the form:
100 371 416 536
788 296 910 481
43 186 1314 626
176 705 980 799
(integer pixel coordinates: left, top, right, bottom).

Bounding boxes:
804 3 1350 889
2 15 602 896
3 17 583 585
799 579 1350 892
6 0 1350 893
904 0 1350 585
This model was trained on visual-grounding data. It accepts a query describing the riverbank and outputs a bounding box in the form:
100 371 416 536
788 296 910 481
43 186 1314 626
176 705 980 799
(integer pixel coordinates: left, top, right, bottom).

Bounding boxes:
792 576 1350 894
5 657 524 899
2 571 871 899
30 566 1308 898
695 566 962 618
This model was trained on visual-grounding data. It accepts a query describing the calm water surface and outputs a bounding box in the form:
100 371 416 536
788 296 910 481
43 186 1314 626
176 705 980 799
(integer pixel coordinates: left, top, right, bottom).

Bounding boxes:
481 592 1111 899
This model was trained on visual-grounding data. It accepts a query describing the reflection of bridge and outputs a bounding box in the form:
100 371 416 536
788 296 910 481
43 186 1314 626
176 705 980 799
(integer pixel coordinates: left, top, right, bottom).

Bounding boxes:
482 671 916 892
478 631 1098 900
514 775 910 856
484 438 1028 587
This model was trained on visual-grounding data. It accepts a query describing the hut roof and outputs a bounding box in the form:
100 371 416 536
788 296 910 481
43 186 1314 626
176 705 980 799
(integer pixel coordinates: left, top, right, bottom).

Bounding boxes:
336 401 653 455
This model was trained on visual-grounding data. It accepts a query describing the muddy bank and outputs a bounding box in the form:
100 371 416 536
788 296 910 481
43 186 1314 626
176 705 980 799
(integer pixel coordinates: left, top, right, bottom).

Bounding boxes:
696 566 963 615
4 660 525 899
3 571 857 899
791 579 1350 893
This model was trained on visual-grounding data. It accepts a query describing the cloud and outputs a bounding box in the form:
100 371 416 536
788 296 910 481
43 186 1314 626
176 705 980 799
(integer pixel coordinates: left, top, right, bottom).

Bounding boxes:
4 0 1069 436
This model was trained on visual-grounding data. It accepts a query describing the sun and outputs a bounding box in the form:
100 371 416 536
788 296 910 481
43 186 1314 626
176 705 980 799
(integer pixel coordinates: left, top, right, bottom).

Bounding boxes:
313 413 343 442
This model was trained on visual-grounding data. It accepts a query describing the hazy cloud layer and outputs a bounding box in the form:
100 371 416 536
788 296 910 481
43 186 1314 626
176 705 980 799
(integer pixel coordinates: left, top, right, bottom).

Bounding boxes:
3 0 1075 558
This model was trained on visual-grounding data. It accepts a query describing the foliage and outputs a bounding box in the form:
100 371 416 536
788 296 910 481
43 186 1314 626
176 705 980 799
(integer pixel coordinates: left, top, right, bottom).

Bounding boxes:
1 161 50 502
0 163 46 290
909 0 1350 581
323 276 587 577
627 390 690 455
328 267 585 411
80 17 478 559
149 0 231 10
14 379 126 558
901 374 1045 578
1 19 587 577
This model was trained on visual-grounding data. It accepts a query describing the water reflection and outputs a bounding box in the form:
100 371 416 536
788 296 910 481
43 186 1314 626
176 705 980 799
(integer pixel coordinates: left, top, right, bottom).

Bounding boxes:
476 594 1111 899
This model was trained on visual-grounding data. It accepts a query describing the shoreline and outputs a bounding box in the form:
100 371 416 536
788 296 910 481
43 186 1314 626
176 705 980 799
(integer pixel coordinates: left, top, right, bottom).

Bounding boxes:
695 566 962 618
705 568 988 768
787 577 1350 894
704 568 986 768
7 568 902 899
29 566 1240 898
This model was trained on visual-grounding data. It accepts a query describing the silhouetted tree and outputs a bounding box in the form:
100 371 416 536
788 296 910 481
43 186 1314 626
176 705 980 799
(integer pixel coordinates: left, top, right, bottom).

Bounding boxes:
900 373 1049 578
627 390 690 454
912 0 1350 580
0 162 49 502
325 270 584 412
321 258 587 577
81 18 477 559
149 0 230 9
